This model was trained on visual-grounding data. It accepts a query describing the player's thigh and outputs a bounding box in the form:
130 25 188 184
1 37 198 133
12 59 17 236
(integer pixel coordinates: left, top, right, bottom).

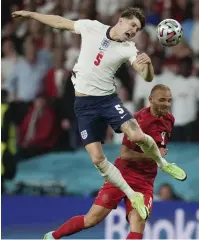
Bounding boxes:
84 204 111 228
94 181 125 212
100 95 132 133
85 142 106 164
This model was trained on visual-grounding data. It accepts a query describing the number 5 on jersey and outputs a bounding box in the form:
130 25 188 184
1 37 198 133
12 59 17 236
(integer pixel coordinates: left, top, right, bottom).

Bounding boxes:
94 53 104 66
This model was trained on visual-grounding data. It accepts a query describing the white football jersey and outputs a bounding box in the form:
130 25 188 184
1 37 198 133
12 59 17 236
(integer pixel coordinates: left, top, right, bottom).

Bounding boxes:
72 19 138 96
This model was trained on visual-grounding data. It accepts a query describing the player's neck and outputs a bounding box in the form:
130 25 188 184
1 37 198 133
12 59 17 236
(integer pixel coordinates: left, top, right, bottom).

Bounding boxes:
150 108 162 118
109 26 121 41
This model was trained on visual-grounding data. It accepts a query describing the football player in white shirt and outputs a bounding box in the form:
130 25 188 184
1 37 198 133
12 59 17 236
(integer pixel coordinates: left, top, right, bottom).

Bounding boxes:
12 7 186 223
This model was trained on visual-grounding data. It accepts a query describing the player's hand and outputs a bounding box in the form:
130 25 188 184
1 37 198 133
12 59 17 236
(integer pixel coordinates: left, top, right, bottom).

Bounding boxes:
12 10 32 19
159 148 168 156
134 53 151 65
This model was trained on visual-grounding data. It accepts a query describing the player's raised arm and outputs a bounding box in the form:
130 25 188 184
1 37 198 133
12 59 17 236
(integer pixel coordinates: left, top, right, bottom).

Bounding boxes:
12 11 75 31
131 53 154 82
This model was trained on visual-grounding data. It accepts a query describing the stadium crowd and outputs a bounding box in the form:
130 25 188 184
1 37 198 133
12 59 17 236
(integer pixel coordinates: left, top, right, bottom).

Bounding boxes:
1 0 199 188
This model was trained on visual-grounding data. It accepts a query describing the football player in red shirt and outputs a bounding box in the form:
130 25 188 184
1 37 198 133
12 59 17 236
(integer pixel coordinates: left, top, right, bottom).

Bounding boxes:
44 84 186 239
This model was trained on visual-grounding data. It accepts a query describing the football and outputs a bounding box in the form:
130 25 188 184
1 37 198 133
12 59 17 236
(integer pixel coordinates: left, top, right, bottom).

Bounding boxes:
156 19 183 47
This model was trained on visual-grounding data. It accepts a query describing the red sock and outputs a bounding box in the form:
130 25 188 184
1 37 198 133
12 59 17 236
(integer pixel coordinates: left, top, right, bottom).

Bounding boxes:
52 215 85 239
126 232 143 239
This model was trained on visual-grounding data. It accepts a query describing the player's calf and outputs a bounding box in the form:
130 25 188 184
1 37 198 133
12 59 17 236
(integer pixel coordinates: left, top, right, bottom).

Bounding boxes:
128 209 146 233
84 205 111 228
127 209 146 239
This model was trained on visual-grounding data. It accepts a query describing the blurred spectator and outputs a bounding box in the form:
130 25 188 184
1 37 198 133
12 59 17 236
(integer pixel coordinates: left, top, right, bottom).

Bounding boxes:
158 0 192 23
158 183 184 201
172 0 193 23
38 31 54 68
115 63 134 96
26 19 44 50
6 39 47 102
44 48 76 150
45 48 68 98
119 86 134 114
65 34 81 71
1 38 24 88
133 29 155 55
165 41 193 74
1 21 23 54
182 0 199 55
170 57 199 141
18 96 60 159
143 0 161 25
62 0 78 20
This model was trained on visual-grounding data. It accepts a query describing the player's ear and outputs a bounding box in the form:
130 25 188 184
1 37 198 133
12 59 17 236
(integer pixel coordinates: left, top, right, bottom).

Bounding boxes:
119 18 123 25
149 95 152 103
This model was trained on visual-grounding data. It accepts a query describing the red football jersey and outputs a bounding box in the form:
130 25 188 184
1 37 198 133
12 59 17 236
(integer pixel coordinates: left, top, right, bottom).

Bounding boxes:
115 107 175 191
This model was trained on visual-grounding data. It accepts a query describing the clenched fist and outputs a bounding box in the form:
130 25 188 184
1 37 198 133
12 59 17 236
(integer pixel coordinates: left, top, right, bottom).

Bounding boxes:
134 53 151 65
12 10 32 19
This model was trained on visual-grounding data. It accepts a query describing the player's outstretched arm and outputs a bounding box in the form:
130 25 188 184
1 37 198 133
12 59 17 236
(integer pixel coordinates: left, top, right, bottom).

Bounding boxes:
121 145 167 162
12 11 75 31
132 53 154 82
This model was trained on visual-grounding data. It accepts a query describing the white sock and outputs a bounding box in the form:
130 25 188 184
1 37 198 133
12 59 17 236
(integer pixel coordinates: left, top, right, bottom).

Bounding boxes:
137 134 168 168
95 158 136 200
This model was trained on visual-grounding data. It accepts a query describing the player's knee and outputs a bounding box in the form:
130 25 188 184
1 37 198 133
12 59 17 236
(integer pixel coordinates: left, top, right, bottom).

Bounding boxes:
126 128 145 143
84 213 101 228
91 153 106 165
128 210 146 232
121 119 145 143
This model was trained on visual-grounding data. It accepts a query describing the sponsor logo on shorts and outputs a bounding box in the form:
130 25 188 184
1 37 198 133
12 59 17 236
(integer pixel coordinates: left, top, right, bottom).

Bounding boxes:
81 130 88 139
121 113 127 119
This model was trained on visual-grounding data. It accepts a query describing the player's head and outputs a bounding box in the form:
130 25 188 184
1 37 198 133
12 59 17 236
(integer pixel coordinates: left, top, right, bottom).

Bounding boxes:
149 84 172 116
115 7 145 42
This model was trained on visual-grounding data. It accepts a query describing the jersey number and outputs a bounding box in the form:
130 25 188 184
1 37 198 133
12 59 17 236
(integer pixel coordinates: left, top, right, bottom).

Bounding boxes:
161 132 167 145
94 53 103 66
115 104 124 114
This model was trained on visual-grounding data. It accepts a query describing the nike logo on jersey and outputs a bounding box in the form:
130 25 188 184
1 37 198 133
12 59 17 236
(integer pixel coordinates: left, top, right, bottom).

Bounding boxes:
99 47 104 51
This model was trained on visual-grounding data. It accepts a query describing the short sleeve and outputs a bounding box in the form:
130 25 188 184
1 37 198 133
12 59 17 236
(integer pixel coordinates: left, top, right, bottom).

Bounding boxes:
122 134 136 149
74 19 94 34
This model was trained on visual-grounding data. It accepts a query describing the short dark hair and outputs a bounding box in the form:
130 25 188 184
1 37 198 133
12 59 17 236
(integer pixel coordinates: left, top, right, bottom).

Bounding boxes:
150 84 171 96
120 7 145 29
